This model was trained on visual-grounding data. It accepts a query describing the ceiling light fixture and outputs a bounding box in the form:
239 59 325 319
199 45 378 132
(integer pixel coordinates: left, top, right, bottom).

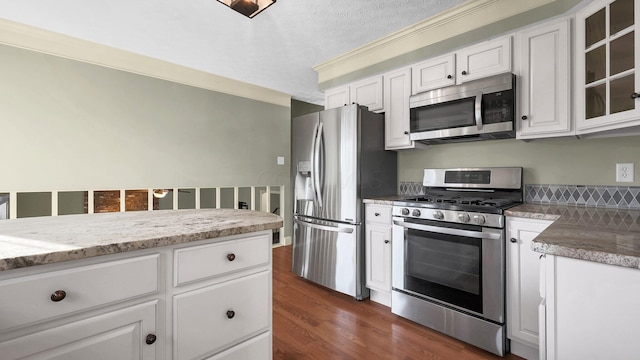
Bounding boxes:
216 0 276 19
153 189 170 199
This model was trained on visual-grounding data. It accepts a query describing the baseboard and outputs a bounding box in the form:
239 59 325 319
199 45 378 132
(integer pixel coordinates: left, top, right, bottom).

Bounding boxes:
510 339 539 360
369 289 391 307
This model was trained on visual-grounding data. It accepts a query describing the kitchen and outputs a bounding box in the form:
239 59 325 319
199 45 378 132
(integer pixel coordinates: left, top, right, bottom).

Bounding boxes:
1 0 640 359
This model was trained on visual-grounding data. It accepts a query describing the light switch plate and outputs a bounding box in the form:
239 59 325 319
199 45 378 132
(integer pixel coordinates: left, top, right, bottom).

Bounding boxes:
616 163 634 182
277 156 285 165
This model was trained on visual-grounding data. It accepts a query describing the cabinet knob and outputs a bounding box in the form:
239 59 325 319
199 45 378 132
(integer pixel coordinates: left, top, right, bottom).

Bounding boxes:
50 290 67 302
226 253 236 262
374 212 380 216
632 92 640 99
461 70 468 75
510 238 517 243
404 131 409 135
226 310 236 319
447 75 453 79
521 115 528 120
145 334 157 345
384 240 390 244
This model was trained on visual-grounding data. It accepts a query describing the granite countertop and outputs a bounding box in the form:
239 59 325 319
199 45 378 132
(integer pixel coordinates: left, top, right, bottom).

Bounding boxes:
506 204 640 269
0 209 283 271
363 196 405 205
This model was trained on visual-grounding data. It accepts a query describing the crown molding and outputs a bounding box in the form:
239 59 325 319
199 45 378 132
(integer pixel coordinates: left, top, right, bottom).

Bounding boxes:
313 0 562 84
0 18 291 107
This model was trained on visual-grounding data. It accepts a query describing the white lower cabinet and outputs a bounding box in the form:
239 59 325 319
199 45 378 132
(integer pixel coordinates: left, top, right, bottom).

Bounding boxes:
506 217 553 360
364 203 392 306
0 301 157 360
0 231 273 360
542 255 640 360
173 271 270 360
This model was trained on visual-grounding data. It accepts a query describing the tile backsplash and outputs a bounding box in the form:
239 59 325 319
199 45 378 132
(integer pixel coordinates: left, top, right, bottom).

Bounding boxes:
399 182 640 210
525 184 640 209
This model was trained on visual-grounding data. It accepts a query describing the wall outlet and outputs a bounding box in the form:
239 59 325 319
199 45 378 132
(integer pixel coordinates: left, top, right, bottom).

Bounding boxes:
616 163 634 182
277 156 285 165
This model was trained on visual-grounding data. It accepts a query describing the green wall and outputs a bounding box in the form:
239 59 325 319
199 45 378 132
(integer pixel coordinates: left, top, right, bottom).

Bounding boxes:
398 136 640 186
0 42 292 235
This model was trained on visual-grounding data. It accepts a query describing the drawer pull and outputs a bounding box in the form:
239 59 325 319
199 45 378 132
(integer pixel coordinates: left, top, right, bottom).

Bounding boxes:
50 290 67 302
145 334 157 345
226 310 236 319
226 253 236 262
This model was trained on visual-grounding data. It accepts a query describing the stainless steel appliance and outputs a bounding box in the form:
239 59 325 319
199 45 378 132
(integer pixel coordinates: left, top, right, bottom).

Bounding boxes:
391 167 523 356
409 72 516 144
292 104 397 300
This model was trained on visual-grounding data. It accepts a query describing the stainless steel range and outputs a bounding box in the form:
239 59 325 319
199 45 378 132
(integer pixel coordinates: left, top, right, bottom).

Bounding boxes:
391 167 523 356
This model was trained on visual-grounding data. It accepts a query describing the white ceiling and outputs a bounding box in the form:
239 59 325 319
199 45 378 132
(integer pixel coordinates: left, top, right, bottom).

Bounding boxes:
0 0 467 105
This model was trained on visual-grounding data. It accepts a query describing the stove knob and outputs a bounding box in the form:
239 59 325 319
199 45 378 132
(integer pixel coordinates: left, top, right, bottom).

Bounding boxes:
412 209 421 217
458 213 471 223
473 215 486 225
433 211 444 220
401 208 410 216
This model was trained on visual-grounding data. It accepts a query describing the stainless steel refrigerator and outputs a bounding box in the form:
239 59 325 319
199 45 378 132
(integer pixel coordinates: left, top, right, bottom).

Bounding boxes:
291 104 397 300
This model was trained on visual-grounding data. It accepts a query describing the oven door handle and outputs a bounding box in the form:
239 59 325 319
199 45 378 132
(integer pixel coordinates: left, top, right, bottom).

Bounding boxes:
393 220 500 240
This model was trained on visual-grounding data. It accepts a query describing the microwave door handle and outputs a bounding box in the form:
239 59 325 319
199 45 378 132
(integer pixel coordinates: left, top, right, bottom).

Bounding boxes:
475 91 483 130
313 122 324 208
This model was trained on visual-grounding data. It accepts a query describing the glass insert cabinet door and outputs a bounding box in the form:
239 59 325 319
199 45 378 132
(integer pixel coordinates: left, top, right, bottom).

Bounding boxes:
577 0 640 132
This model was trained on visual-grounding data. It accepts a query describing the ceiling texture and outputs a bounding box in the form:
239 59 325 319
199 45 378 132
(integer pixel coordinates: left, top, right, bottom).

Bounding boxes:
0 0 468 105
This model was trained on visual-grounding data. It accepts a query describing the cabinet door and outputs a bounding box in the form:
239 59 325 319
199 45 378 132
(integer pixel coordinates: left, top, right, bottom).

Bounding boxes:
456 36 512 83
506 218 552 350
0 301 157 360
575 0 640 134
517 18 572 139
173 271 270 360
365 224 392 293
383 67 414 149
324 86 350 110
350 75 383 112
411 54 456 94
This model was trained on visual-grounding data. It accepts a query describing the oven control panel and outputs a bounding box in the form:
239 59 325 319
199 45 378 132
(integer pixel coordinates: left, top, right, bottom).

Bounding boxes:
392 206 504 228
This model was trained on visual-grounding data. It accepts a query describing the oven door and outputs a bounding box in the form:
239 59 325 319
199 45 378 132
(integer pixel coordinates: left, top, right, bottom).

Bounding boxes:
392 216 505 323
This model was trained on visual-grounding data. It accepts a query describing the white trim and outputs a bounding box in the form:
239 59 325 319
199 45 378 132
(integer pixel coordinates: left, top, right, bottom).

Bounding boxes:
313 0 565 83
0 18 291 107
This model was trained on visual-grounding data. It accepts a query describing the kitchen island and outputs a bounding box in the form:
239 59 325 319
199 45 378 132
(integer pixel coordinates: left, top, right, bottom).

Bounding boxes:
506 204 640 360
0 209 282 360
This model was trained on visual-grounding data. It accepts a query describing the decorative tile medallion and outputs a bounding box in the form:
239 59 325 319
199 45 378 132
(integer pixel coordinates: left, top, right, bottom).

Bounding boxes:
399 182 424 196
525 184 640 209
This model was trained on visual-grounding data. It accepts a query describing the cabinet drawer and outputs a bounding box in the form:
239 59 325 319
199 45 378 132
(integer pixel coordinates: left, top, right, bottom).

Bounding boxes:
365 205 392 225
174 234 269 286
205 331 271 360
174 271 270 360
0 254 159 332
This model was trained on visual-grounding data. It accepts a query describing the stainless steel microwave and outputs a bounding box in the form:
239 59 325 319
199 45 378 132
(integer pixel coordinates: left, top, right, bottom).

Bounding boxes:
409 73 516 144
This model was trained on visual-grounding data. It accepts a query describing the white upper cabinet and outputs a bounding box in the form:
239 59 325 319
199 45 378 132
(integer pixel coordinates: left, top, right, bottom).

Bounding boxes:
350 76 384 112
575 0 640 135
383 67 416 149
411 54 456 94
516 18 573 139
324 86 350 110
324 75 383 112
456 36 512 83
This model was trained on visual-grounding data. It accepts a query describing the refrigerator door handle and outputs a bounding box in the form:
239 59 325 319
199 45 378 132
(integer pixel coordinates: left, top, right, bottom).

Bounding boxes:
294 218 354 234
313 121 324 208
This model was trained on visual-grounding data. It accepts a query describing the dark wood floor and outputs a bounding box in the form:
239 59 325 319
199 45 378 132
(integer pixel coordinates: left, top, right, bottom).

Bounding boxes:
272 245 523 360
